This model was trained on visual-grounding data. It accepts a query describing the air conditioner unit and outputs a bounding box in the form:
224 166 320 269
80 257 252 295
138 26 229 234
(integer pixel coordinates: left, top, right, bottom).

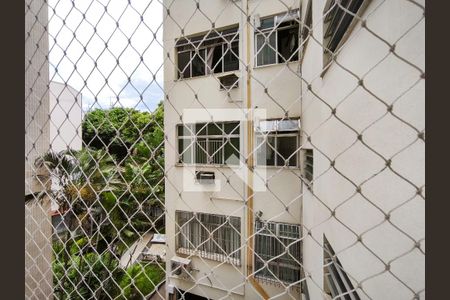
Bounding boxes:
171 256 192 276
195 171 215 184
218 73 239 90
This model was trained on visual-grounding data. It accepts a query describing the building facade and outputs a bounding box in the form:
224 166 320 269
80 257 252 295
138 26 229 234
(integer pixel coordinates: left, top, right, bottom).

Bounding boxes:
25 0 53 298
49 81 83 153
163 0 424 299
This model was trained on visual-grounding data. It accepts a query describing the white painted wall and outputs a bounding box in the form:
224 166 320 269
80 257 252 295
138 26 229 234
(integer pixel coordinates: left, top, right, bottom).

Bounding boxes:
300 0 425 299
49 81 83 152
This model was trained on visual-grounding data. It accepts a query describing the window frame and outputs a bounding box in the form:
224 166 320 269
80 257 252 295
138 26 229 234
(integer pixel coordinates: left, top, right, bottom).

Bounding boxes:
301 148 314 189
323 236 361 300
255 118 301 168
322 0 371 72
177 121 241 166
254 9 301 67
175 210 242 265
175 25 240 80
300 0 313 55
254 220 302 284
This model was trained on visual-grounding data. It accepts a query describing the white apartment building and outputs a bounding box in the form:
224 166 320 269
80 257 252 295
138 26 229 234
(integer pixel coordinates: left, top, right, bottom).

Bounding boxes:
49 81 83 153
163 0 424 299
25 0 53 298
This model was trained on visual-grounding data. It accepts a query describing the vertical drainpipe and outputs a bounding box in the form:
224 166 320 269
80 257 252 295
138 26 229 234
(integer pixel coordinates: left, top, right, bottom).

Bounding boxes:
243 0 269 298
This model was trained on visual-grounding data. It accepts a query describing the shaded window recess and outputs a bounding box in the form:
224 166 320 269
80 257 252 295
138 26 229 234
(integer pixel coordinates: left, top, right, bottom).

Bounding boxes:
176 26 239 79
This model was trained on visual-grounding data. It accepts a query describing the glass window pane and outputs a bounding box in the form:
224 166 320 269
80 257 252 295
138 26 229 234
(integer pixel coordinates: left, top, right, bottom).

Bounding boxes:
223 42 239 72
195 138 208 164
177 51 191 79
207 122 223 135
178 138 192 164
277 119 299 131
276 136 297 166
177 124 193 137
210 45 223 73
208 138 223 164
257 135 275 166
260 17 274 29
256 33 276 66
191 49 206 77
195 123 207 136
258 120 277 132
277 27 299 62
225 138 240 165
224 122 240 134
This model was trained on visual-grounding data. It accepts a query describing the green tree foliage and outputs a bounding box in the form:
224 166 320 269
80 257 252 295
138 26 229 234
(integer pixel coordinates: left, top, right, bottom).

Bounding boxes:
82 103 164 160
38 102 166 299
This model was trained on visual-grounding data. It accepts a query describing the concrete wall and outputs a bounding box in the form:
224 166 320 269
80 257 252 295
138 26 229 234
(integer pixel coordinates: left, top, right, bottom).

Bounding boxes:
49 81 83 152
25 0 53 298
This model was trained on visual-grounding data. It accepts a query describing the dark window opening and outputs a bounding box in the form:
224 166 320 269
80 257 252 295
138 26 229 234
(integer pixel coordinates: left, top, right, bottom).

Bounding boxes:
255 10 300 66
256 119 300 167
176 26 239 79
277 26 299 62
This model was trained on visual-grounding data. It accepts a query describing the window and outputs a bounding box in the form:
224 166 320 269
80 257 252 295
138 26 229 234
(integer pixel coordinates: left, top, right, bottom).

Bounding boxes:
323 0 365 56
303 149 313 184
177 121 240 165
301 0 313 42
323 236 361 300
176 26 239 79
254 220 302 284
176 211 241 265
256 119 300 167
255 10 300 66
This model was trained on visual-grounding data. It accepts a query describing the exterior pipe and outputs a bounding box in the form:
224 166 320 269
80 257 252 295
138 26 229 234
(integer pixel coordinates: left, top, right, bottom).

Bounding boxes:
243 0 269 298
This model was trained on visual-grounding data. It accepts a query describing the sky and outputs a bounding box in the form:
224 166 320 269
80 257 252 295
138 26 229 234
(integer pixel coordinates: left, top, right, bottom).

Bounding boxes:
48 0 164 112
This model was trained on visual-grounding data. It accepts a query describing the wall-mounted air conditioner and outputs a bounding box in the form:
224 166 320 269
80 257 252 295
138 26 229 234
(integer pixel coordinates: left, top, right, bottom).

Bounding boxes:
170 256 192 276
218 73 239 90
195 171 215 184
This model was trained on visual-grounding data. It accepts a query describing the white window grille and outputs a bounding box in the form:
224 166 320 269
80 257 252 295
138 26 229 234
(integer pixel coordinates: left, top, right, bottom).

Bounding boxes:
176 26 240 79
176 211 241 265
254 220 302 284
256 119 300 167
255 10 300 67
177 122 240 166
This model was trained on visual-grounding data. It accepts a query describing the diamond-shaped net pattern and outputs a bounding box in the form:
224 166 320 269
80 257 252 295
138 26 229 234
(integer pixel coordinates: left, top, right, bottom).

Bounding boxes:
25 0 425 299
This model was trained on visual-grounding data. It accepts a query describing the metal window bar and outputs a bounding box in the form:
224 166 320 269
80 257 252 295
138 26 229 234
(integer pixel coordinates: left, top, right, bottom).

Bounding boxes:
176 211 241 265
